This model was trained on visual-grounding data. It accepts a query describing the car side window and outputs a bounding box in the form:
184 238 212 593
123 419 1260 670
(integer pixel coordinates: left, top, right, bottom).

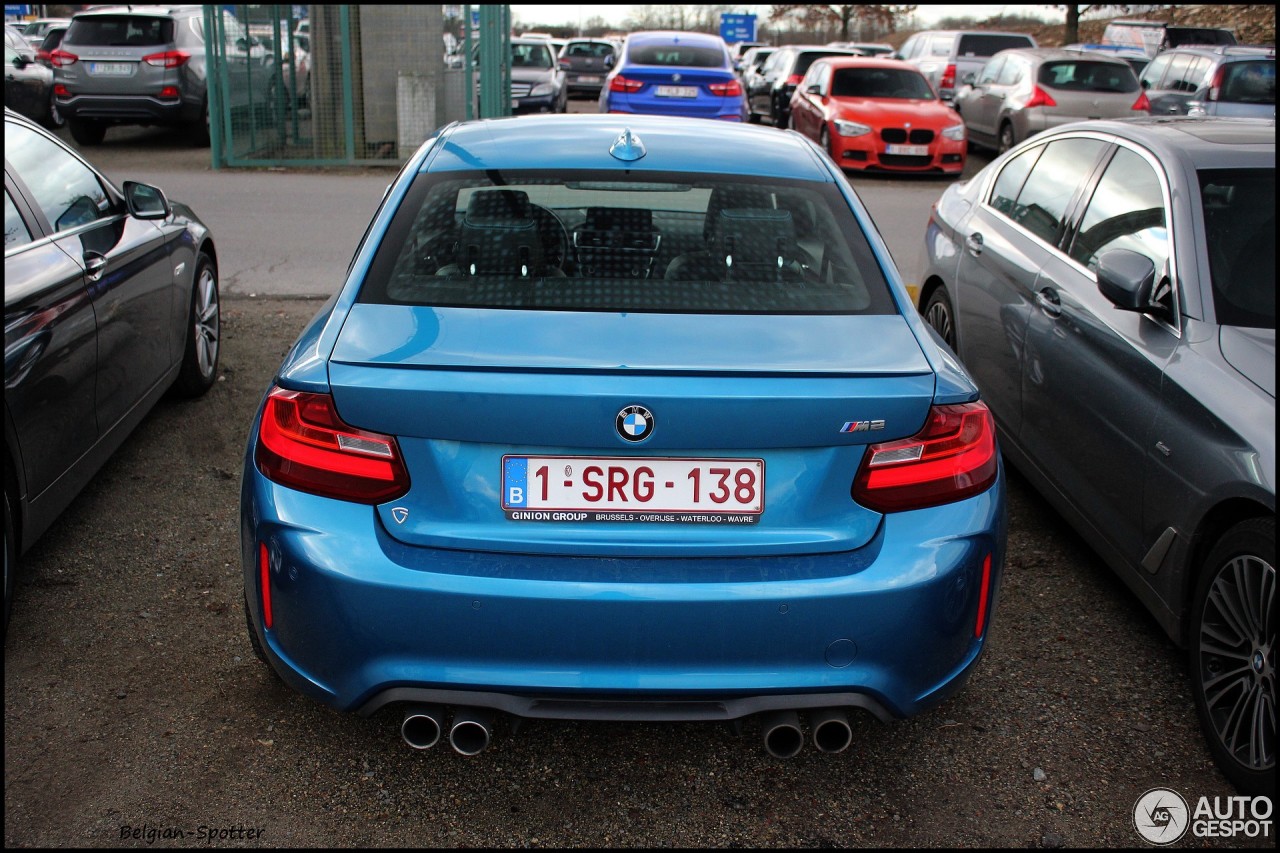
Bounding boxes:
803 61 827 95
989 144 1043 218
898 35 918 60
1163 52 1196 91
1002 137 1107 245
996 57 1023 86
5 188 33 250
4 121 113 233
1140 53 1172 89
976 56 1004 85
1068 147 1168 277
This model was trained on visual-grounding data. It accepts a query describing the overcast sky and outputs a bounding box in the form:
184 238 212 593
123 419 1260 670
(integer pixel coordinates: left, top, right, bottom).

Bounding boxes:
509 5 1065 31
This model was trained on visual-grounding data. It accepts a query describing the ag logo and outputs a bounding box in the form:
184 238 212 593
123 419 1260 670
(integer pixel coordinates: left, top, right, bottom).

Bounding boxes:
1133 788 1189 845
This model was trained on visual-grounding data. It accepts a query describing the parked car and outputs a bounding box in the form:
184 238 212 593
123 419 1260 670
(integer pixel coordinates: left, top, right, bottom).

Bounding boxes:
1102 19 1237 59
789 57 966 174
52 5 279 146
745 44 860 125
4 42 60 128
737 45 774 79
240 113 1007 758
730 39 769 71
33 24 69 69
600 31 745 121
4 22 34 60
828 41 895 57
20 17 69 50
916 116 1274 795
895 29 1037 103
4 107 221 631
1139 45 1275 118
1061 42 1150 75
507 37 567 114
954 48 1149 153
557 38 615 98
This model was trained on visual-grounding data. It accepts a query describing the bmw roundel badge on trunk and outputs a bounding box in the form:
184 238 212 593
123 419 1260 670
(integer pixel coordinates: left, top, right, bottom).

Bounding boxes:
617 405 654 442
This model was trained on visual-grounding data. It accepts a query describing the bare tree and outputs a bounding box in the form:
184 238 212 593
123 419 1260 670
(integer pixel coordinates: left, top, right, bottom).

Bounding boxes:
1055 5 1141 44
768 4 918 42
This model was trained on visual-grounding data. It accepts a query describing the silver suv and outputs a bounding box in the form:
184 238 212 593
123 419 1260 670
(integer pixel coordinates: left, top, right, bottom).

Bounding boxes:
896 29 1037 102
1138 45 1275 118
52 5 275 146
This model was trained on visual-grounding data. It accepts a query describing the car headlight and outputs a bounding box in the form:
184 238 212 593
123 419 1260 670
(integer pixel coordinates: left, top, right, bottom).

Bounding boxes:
941 123 966 141
834 119 871 138
530 82 554 97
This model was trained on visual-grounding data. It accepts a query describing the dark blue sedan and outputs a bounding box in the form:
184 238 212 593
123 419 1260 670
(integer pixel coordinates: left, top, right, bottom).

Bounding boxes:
599 31 747 121
240 113 1006 758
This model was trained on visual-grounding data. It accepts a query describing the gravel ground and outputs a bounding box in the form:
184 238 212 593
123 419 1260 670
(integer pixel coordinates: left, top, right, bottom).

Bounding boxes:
3 296 1268 848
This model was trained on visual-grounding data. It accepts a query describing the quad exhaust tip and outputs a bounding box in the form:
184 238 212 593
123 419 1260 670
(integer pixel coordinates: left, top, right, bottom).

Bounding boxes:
449 707 494 756
760 709 804 759
809 708 853 754
401 704 445 750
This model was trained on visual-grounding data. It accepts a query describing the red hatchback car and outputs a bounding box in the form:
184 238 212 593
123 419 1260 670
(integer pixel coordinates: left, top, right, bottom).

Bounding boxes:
789 57 967 175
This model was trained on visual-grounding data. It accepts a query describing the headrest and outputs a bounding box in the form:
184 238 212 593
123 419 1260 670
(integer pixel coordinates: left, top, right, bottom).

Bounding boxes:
717 208 796 277
458 190 542 277
703 185 777 241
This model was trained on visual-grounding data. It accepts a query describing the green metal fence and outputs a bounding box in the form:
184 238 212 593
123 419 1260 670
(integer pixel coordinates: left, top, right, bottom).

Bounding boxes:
206 4 513 168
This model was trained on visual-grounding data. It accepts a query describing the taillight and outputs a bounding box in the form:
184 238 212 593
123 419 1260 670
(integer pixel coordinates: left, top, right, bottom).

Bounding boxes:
1131 91 1151 111
609 75 644 93
142 50 190 68
851 402 998 512
708 79 742 97
1023 85 1058 109
36 48 51 62
49 48 77 67
785 73 804 87
254 386 410 504
940 63 956 90
1206 65 1226 101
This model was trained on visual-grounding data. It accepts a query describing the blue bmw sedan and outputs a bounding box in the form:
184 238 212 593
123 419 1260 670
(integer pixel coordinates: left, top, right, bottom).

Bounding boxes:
240 114 1006 757
600 31 747 121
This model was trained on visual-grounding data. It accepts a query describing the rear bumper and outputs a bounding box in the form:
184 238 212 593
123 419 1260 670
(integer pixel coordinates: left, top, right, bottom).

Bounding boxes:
56 92 197 124
241 461 1006 719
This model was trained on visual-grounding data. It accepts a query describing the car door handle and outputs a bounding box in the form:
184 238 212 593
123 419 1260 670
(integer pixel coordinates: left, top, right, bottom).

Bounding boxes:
84 251 107 283
1036 287 1062 317
965 232 984 256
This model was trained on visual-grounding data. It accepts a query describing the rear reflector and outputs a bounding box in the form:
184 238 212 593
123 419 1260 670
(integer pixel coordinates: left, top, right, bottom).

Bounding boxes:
851 402 998 512
975 553 992 637
255 386 410 504
258 542 273 630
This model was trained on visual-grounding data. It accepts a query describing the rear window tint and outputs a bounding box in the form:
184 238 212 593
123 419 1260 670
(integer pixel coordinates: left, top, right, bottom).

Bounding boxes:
1038 60 1138 92
832 67 934 99
628 44 724 68
359 170 895 315
795 51 854 76
956 34 1034 57
1219 60 1275 104
566 42 613 58
1200 168 1275 329
65 15 174 47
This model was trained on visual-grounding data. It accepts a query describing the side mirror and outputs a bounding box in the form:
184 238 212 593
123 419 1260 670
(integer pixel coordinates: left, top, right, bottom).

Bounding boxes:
12 53 30 69
604 54 615 69
806 83 821 95
1095 248 1156 311
124 181 171 220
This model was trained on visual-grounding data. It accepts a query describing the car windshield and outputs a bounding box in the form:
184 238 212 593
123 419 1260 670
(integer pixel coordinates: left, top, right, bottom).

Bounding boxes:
1038 60 1139 92
832 67 935 99
65 15 174 47
512 42 552 68
1200 168 1275 329
359 170 895 315
1218 60 1275 105
628 44 724 67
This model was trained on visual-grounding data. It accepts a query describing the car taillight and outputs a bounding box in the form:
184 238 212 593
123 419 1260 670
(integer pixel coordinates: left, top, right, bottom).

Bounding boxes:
254 386 410 504
558 58 571 70
1023 85 1058 109
851 402 998 513
1206 65 1226 101
708 79 742 96
142 50 190 68
1131 91 1151 111
49 48 77 67
785 73 804 86
609 75 644 93
940 63 956 90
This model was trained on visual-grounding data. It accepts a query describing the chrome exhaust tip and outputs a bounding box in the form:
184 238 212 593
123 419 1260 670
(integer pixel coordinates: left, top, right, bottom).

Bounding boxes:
401 704 445 750
760 709 804 759
449 707 494 756
810 708 853 754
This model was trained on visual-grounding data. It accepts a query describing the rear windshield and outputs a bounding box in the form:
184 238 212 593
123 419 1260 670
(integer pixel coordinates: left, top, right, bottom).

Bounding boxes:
359 170 895 315
1200 168 1275 329
1038 60 1139 92
956 34 1034 57
566 41 613 58
1166 27 1237 48
796 51 852 76
1219 60 1275 104
65 15 174 47
832 67 935 99
628 44 724 68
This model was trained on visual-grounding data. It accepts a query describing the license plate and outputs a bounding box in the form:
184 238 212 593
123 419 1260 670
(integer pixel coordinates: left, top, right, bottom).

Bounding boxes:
884 144 929 156
502 455 764 522
655 85 699 98
511 98 520 109
577 75 600 83
88 62 134 76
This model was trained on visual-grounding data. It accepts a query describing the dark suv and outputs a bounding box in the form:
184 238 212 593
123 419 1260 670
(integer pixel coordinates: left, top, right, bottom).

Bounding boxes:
52 5 275 145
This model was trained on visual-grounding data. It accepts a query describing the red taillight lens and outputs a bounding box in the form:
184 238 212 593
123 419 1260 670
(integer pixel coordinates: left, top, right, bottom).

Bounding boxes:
50 48 77 67
974 553 992 638
941 63 956 90
851 402 998 513
142 49 190 68
558 58 571 70
254 386 410 504
1023 85 1058 109
1206 65 1226 101
708 79 742 97
785 73 804 86
1131 91 1150 111
258 542 273 630
609 75 644 93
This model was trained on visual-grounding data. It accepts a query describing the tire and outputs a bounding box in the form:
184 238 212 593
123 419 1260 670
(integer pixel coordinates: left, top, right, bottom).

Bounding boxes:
4 490 14 637
923 286 957 351
998 121 1015 154
189 99 210 147
68 117 106 146
747 109 761 124
243 592 269 665
1189 517 1275 796
43 89 66 130
169 252 220 398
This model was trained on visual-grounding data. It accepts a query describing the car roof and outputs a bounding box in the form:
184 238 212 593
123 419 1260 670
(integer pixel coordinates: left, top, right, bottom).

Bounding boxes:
1158 44 1275 59
1000 47 1135 65
626 30 725 47
71 4 202 17
819 56 927 72
426 114 831 181
1049 117 1274 169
